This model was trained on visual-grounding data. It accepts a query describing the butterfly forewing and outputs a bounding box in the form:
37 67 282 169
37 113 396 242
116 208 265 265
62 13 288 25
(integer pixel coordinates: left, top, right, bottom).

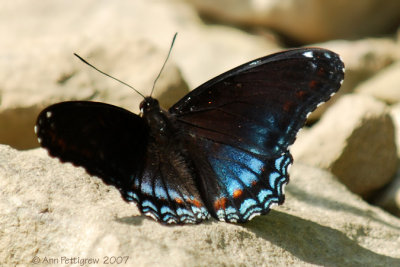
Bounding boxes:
170 48 344 158
36 101 148 188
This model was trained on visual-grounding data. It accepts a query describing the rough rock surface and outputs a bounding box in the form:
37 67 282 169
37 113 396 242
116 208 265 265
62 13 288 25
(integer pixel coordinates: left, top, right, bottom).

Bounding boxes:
292 94 398 197
1 144 400 266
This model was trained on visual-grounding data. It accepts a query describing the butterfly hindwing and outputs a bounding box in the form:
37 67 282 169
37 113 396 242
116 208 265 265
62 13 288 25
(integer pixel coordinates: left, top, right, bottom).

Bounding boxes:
127 138 210 224
186 138 292 222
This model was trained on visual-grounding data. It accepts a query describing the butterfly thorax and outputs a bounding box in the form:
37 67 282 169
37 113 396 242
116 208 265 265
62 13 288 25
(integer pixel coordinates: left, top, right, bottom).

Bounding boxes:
140 97 175 145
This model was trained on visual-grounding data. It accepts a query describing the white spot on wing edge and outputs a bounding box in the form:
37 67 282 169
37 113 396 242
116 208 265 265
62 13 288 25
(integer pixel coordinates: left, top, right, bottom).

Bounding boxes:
144 211 159 222
247 212 261 221
303 51 313 58
46 111 52 118
34 125 38 134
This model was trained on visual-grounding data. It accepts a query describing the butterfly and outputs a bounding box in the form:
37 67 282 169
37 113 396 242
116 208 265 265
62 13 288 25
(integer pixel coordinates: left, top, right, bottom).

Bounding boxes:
35 47 344 224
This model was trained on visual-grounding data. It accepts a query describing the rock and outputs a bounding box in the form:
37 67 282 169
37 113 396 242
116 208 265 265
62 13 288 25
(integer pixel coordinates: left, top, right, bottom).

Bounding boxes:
292 94 398 197
356 61 400 104
1 144 400 265
372 105 400 216
184 0 400 43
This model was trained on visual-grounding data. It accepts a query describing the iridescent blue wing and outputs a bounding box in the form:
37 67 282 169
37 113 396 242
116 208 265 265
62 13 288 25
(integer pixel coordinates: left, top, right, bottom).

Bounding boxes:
184 138 292 222
170 48 344 222
35 101 209 224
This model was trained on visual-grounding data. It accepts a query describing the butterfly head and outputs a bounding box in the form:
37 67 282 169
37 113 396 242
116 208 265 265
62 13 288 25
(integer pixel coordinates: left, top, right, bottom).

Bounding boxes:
140 97 160 114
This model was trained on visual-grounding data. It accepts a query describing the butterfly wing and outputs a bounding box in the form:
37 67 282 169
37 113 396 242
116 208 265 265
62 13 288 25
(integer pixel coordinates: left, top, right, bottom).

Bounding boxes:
36 101 148 188
35 101 209 224
170 48 345 222
131 132 209 224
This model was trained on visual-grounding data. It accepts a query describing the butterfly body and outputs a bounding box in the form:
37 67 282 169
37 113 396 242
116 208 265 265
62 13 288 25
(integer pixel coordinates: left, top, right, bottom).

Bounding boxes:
36 48 344 224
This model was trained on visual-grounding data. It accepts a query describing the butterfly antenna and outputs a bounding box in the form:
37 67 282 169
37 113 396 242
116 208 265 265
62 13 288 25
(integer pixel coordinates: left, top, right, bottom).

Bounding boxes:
150 32 178 97
74 53 145 99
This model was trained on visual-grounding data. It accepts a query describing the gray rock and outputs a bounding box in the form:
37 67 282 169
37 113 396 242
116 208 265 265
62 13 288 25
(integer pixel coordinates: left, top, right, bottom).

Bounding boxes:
292 94 398 197
1 144 400 266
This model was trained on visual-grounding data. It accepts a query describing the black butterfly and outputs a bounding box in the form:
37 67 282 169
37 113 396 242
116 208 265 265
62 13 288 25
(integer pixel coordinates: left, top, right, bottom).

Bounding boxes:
35 47 344 224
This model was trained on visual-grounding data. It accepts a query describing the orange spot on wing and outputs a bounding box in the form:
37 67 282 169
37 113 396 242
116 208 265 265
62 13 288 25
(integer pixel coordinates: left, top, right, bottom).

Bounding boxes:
192 199 202 207
186 198 202 207
175 198 184 205
214 197 227 210
233 189 243 199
